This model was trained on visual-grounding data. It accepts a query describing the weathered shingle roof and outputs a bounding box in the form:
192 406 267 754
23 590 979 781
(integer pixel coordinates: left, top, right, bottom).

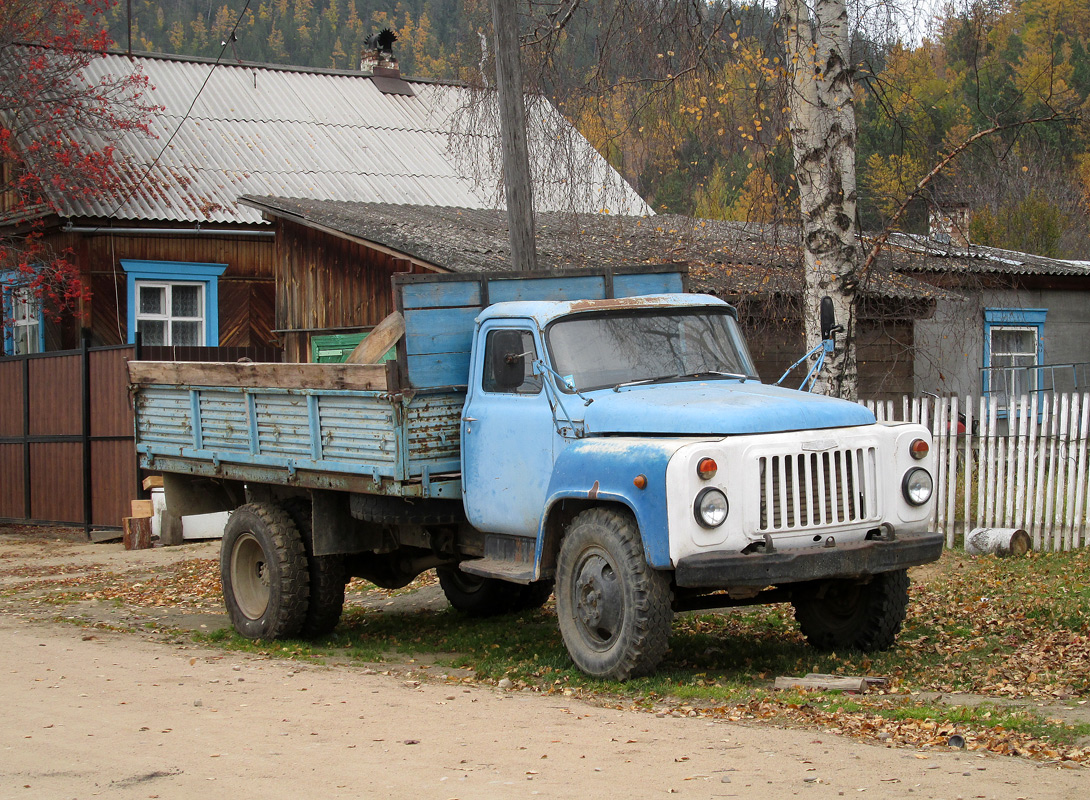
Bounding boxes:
242 196 951 301
38 50 648 225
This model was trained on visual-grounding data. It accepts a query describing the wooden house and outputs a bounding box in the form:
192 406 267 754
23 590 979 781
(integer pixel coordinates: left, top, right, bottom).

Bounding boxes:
1 50 646 356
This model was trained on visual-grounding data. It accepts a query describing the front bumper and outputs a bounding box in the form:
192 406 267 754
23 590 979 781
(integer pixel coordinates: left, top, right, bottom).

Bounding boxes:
674 531 944 589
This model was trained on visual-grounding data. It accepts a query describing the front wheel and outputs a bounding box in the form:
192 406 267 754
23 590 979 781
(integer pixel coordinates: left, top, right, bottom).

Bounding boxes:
220 503 310 639
555 508 672 680
791 569 910 652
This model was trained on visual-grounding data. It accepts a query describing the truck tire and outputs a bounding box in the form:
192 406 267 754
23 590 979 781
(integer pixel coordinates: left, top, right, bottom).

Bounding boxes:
221 503 309 640
555 508 673 680
280 498 346 638
792 569 910 652
437 567 554 616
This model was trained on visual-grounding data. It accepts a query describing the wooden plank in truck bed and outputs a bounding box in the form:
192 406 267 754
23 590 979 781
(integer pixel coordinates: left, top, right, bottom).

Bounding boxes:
128 361 388 392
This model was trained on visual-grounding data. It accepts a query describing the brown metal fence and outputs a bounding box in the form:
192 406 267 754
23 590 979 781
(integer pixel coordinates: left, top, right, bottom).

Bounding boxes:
0 338 282 533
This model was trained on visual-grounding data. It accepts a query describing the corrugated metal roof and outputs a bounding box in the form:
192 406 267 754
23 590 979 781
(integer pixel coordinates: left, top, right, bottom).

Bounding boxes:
43 52 648 224
883 233 1090 278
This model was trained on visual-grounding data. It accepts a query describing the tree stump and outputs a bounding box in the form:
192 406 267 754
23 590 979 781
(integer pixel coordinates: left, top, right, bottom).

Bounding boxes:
123 516 153 550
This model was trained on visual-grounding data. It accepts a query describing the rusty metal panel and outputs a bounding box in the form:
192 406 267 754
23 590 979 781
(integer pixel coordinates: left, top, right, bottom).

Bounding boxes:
253 393 311 459
405 392 463 468
90 439 137 527
200 390 252 453
0 444 25 518
0 359 25 437
29 355 81 436
29 442 84 524
134 387 192 449
317 395 399 467
90 347 135 438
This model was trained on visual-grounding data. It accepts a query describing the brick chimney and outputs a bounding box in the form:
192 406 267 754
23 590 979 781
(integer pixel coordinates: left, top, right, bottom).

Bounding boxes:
360 28 414 96
929 202 970 247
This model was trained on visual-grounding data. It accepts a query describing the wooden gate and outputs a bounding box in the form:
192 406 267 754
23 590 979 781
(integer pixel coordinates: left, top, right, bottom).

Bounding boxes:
0 342 137 530
1 340 282 532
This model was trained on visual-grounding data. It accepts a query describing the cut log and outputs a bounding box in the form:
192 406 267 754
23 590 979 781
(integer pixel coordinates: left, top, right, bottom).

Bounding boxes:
123 516 153 550
345 311 404 365
774 674 868 693
965 527 1031 557
130 499 154 518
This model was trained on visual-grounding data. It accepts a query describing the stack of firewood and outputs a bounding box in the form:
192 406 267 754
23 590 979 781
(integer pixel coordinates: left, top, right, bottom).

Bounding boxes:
122 475 162 550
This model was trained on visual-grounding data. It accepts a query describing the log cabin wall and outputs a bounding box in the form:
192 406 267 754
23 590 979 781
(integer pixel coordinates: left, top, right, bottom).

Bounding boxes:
42 228 276 349
275 219 437 362
736 296 916 402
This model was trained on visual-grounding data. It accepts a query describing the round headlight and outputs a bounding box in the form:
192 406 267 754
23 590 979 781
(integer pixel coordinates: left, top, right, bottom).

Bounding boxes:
694 487 728 528
902 468 933 506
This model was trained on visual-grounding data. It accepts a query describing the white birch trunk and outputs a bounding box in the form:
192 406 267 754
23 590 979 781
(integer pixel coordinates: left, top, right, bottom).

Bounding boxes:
781 0 859 400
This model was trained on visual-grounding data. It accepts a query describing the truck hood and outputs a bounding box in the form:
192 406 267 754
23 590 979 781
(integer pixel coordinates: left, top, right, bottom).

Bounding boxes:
580 381 875 436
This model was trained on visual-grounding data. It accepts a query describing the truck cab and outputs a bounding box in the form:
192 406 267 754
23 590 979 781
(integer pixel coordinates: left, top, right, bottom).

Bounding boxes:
455 293 940 678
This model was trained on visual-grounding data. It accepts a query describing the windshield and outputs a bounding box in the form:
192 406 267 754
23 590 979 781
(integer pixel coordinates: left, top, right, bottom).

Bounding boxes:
546 308 758 392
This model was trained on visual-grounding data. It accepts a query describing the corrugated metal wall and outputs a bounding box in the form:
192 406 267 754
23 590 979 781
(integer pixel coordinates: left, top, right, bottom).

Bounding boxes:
0 344 135 529
0 342 282 532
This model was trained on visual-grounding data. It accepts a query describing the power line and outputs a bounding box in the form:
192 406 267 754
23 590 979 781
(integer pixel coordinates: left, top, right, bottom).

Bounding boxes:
96 0 254 229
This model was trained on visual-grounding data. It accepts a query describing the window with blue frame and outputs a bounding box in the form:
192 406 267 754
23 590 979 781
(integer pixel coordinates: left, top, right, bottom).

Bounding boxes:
983 308 1047 403
120 260 226 346
1 273 45 356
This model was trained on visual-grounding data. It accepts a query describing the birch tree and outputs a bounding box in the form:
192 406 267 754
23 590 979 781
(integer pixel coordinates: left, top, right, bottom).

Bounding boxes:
780 0 860 399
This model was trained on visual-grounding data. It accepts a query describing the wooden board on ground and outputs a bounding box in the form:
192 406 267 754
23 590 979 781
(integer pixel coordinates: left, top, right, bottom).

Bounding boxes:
90 529 124 544
774 674 869 693
128 361 387 392
346 311 404 365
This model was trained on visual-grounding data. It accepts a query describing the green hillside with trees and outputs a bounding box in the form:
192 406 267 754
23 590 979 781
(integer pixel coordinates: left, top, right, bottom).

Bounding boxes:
106 0 1090 259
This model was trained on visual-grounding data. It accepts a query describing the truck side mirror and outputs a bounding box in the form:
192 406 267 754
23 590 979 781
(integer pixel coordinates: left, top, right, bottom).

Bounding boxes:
820 296 836 341
490 330 526 391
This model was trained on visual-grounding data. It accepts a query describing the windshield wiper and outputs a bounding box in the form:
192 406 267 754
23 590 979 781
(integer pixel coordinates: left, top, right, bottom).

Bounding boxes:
677 370 749 382
612 371 748 392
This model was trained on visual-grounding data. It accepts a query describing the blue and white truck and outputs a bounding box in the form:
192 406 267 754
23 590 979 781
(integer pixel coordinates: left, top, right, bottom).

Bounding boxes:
129 267 942 679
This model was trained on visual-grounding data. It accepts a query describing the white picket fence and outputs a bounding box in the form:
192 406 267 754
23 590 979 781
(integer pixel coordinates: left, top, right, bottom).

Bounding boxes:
863 393 1090 551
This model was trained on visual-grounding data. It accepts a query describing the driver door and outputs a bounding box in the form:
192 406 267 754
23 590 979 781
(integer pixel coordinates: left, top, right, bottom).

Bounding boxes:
461 324 557 536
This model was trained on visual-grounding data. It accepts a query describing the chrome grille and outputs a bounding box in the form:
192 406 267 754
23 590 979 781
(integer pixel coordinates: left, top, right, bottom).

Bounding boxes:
758 447 878 532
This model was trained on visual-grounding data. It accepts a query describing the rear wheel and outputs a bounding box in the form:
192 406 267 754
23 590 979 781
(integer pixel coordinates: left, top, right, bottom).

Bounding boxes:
555 508 672 680
792 569 910 651
220 503 309 639
280 497 346 638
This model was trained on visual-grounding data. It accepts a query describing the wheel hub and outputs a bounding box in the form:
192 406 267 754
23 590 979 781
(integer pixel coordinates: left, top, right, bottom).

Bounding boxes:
231 532 271 620
573 553 622 645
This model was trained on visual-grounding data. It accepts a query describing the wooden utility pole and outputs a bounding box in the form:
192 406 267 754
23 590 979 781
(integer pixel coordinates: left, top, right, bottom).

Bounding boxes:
489 0 537 271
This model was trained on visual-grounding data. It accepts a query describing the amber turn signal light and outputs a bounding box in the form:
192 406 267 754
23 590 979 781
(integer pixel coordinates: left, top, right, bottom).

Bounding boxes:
633 474 647 490
697 457 718 480
910 439 929 460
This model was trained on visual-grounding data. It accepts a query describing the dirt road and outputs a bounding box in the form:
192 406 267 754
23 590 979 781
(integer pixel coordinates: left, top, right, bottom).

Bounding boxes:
3 620 1086 800
1 530 1085 798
